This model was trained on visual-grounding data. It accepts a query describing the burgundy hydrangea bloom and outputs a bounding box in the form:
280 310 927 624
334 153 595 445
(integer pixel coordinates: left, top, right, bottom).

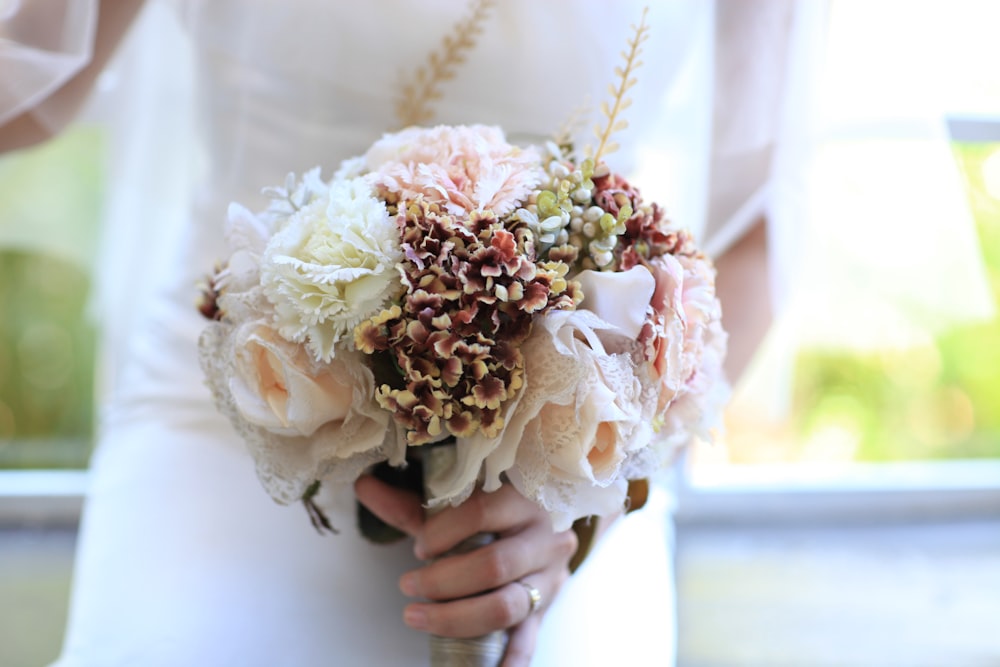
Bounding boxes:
197 266 225 321
593 170 642 221
593 168 696 270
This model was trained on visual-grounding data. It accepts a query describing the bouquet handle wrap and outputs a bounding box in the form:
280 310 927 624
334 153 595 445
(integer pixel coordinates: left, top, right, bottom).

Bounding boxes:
423 442 507 667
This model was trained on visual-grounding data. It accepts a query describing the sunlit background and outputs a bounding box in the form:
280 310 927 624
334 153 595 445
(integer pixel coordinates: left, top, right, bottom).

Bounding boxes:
694 141 1000 469
693 0 1000 473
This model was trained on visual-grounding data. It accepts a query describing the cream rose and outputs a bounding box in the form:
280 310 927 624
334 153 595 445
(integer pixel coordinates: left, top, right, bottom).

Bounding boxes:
575 266 656 339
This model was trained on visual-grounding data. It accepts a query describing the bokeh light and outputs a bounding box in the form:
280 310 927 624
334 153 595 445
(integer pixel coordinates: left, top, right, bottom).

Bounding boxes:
882 345 942 393
982 147 1000 201
800 393 864 462
0 249 95 467
18 323 75 392
0 399 14 440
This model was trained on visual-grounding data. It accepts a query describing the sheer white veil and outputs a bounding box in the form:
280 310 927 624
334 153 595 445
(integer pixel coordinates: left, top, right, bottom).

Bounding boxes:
0 0 98 130
87 1 197 400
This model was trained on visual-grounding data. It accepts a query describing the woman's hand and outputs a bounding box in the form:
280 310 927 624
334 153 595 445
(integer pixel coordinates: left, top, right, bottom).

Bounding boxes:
355 475 578 667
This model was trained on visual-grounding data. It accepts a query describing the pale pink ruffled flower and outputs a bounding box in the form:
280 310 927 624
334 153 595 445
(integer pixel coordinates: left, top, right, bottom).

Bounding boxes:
363 125 545 217
641 253 729 443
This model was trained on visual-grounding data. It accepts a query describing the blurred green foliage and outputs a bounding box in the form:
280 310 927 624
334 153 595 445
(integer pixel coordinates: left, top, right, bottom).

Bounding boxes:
792 143 1000 461
0 251 95 468
0 128 103 469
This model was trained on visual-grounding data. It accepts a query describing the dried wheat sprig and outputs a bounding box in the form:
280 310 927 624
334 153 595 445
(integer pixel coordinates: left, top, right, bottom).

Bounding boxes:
551 98 592 160
591 7 651 163
394 0 495 128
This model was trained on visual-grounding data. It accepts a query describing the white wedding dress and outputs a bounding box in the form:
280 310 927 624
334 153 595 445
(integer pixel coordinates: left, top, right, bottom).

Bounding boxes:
2 1 798 665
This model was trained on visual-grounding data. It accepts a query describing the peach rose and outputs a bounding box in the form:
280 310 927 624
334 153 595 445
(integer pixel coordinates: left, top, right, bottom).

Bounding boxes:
230 323 357 437
200 318 399 506
641 255 688 407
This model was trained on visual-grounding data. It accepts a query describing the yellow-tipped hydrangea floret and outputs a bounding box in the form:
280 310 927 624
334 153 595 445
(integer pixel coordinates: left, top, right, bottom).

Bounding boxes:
355 198 578 445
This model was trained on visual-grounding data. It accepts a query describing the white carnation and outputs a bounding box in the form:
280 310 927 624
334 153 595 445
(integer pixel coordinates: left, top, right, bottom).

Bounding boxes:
261 177 402 361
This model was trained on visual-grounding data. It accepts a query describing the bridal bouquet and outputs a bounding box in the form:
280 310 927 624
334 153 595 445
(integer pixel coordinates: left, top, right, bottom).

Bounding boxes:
198 6 726 539
197 120 727 531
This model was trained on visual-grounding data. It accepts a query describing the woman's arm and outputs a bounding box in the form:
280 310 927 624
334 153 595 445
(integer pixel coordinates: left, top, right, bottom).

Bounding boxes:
714 217 772 382
0 0 145 153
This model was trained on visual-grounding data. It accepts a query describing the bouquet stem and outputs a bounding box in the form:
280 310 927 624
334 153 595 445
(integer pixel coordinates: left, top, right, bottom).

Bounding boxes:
422 442 507 667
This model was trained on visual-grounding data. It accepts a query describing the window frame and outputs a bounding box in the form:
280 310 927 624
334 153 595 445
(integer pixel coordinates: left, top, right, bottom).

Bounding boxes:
675 458 1000 525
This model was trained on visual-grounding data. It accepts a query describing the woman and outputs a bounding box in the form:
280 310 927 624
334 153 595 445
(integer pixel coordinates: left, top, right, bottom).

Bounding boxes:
2 1 788 664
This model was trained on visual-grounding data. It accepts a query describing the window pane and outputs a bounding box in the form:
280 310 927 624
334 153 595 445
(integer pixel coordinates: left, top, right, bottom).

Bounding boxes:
701 141 1000 467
